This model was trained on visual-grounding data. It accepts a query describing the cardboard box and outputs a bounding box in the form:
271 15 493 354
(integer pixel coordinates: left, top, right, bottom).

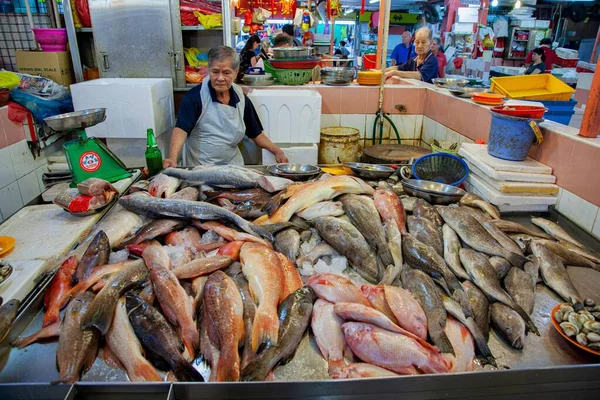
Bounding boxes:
16 50 72 86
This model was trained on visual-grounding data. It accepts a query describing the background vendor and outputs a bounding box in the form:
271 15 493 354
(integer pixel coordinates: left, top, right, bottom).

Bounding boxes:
385 27 439 84
524 48 546 75
391 31 416 66
164 46 288 167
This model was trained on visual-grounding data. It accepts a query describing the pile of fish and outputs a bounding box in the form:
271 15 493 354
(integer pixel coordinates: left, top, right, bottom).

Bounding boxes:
5 165 600 383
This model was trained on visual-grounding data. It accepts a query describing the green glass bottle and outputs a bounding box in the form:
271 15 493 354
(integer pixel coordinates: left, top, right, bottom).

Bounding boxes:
145 128 163 176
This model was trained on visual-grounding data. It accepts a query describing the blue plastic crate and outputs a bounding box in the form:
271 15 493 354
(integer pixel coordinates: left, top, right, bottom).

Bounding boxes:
544 111 575 125
540 99 577 112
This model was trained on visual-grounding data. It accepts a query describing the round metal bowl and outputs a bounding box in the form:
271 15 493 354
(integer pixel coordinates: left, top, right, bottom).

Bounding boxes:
242 78 275 86
267 164 320 181
432 78 469 88
44 108 106 131
448 87 490 98
320 67 355 77
344 163 395 180
276 163 320 175
272 47 311 60
401 179 466 204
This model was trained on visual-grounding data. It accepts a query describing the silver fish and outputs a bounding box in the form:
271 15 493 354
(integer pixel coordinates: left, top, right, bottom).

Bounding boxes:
533 239 599 271
531 217 584 248
296 243 338 266
437 207 527 267
313 217 379 283
442 225 469 280
459 193 500 219
530 242 583 308
407 216 443 256
489 219 552 240
504 267 536 315
402 269 454 355
295 201 344 220
490 303 526 350
459 249 539 335
119 194 273 243
557 241 600 264
481 220 523 255
163 165 263 189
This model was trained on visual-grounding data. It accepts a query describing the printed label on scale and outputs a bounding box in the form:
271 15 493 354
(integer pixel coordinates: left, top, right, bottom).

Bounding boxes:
80 151 102 172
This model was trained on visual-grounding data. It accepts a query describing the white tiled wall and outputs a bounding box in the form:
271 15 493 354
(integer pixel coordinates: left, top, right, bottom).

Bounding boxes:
322 114 423 146
420 116 474 148
0 139 48 223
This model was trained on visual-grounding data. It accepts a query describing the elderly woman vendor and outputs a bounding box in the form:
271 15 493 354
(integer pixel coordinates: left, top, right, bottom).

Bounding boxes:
164 46 288 167
385 27 439 84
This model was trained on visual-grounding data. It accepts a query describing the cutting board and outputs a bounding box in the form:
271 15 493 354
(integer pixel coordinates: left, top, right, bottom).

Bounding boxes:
466 161 559 194
464 181 554 213
466 172 558 212
460 143 552 174
460 145 555 183
362 144 430 164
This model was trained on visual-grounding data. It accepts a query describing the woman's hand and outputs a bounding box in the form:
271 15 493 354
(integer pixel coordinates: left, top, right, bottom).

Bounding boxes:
163 158 177 168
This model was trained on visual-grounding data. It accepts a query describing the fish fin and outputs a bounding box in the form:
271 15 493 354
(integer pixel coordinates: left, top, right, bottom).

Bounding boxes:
251 308 279 352
253 214 271 225
42 307 60 328
452 289 474 319
430 327 455 356
511 302 540 336
130 359 162 382
81 300 115 335
506 252 528 268
11 321 61 349
172 360 205 382
250 223 275 244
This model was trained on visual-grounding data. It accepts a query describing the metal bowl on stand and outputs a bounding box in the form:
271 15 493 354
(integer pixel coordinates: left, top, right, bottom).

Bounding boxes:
432 78 469 88
343 162 395 179
242 73 275 86
401 179 466 204
267 164 321 181
272 47 311 60
44 108 106 131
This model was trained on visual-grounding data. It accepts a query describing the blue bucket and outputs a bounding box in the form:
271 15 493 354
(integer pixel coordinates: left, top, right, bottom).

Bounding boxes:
488 112 543 161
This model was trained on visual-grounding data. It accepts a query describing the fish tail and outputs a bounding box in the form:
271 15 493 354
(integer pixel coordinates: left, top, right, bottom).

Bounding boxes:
327 358 345 376
81 301 114 335
42 307 60 328
182 327 200 358
215 346 241 382
130 359 162 382
512 302 540 336
11 321 61 349
465 318 497 367
430 328 455 356
250 223 275 244
173 360 204 382
251 308 280 352
506 251 528 268
452 289 474 319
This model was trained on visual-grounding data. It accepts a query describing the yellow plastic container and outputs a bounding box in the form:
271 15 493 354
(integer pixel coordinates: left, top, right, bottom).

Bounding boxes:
490 74 575 101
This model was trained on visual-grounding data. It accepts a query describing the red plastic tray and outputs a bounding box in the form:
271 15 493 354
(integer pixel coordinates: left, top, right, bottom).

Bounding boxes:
269 58 321 70
556 56 578 68
490 105 547 119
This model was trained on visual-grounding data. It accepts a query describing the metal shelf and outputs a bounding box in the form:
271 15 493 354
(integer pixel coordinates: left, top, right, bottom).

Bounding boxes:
75 27 93 33
181 26 223 31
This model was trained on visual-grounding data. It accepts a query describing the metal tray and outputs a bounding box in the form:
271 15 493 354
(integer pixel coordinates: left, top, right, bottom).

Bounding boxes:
2 187 600 398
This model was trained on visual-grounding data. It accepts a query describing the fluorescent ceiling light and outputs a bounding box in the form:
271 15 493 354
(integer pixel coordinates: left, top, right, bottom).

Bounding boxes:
515 0 521 8
369 0 380 3
491 0 498 6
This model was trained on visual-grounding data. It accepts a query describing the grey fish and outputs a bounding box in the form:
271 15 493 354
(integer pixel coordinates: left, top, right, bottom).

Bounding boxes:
264 190 287 217
80 259 148 335
163 165 263 189
509 234 534 254
504 267 535 315
442 225 470 280
313 217 378 283
262 221 305 236
231 271 257 370
408 216 443 256
440 294 496 366
400 197 418 213
531 217 584 248
274 229 301 262
340 194 394 268
402 233 472 318
117 219 185 250
524 256 540 285
459 193 500 219
489 219 552 240
557 240 600 264
533 239 599 271
75 230 110 283
381 222 403 285
169 187 200 201
462 281 490 340
437 207 527 267
482 220 523 255
53 292 99 384
0 299 20 342
459 249 539 335
241 286 314 381
530 242 583 308
489 256 512 280
126 292 204 382
119 194 273 243
457 205 492 221
402 269 454 355
490 303 526 350
413 199 443 227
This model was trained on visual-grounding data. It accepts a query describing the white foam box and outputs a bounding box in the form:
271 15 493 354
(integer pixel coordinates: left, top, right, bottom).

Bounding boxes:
465 161 559 194
452 23 475 33
261 143 318 165
466 172 558 213
456 8 479 23
70 78 175 139
248 89 321 144
459 143 552 174
106 131 171 168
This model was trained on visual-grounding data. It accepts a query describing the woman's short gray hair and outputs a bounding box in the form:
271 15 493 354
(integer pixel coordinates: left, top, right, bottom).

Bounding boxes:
208 46 240 71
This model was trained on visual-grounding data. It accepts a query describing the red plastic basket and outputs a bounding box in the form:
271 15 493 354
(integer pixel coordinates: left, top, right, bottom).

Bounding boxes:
363 54 377 69
269 58 321 70
490 105 547 119
555 56 578 68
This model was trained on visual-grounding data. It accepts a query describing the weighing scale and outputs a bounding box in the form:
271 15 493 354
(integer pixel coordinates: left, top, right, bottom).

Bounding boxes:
44 108 131 185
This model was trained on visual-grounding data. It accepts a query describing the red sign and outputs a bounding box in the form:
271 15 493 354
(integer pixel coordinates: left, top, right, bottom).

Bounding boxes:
79 151 102 172
235 0 297 19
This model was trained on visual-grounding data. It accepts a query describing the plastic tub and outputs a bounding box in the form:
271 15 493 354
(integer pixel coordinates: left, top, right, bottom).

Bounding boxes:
488 112 543 161
32 28 67 52
0 87 9 107
363 54 377 69
490 74 575 101
490 105 547 119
